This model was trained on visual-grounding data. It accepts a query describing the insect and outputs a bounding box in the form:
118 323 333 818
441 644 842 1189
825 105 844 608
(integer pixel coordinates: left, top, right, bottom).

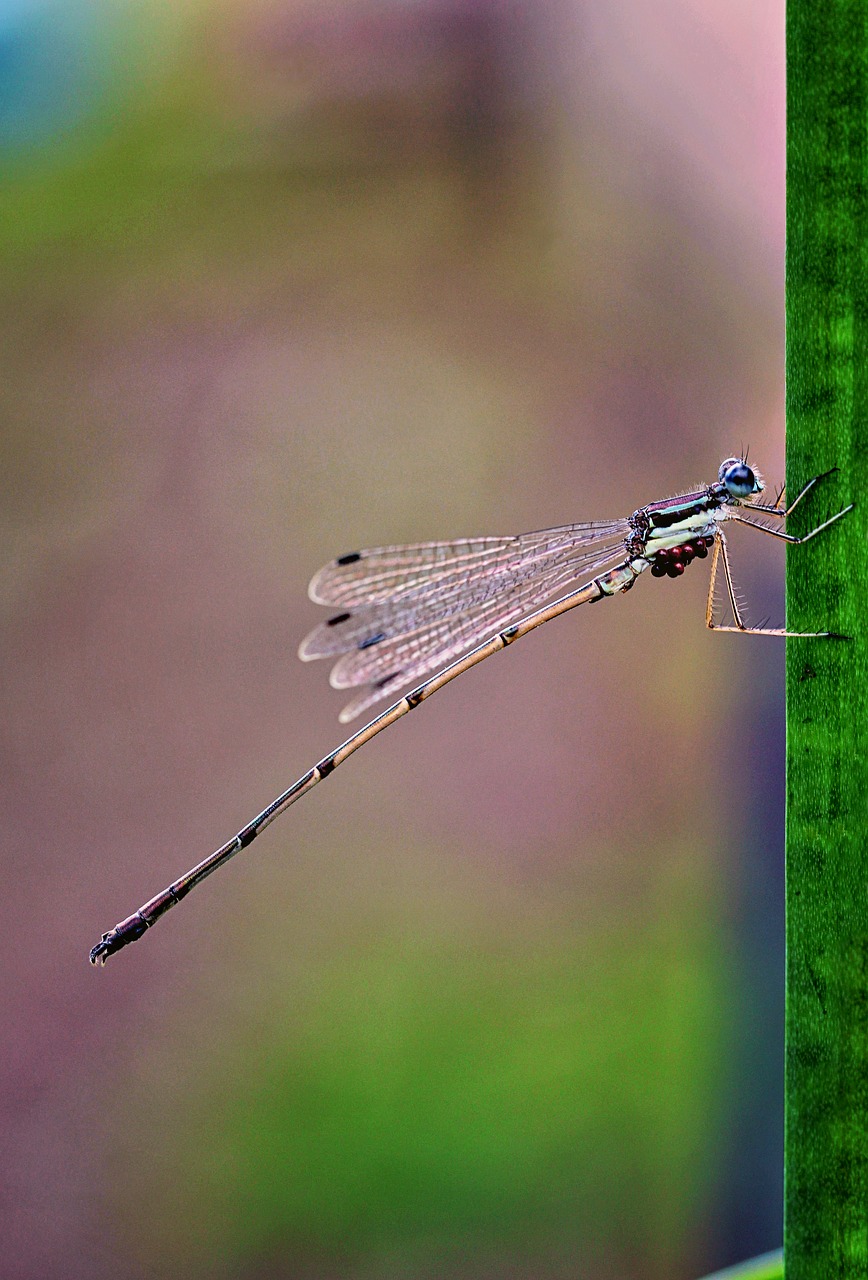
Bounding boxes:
90 458 851 964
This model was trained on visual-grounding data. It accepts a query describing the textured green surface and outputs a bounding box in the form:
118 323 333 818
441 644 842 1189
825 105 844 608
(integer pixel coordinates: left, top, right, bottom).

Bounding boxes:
786 4 868 1277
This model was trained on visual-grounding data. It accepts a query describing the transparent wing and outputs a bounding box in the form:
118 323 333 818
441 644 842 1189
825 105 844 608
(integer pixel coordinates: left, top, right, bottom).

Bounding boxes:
308 537 520 607
300 519 630 721
328 560 597 723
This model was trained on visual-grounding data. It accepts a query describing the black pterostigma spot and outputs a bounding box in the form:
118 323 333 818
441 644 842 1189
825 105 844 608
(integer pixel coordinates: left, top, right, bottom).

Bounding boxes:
376 670 402 689
327 612 351 626
337 552 362 565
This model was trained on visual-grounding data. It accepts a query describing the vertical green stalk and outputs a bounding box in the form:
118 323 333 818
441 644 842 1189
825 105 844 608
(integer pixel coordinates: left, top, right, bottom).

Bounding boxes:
786 4 868 1277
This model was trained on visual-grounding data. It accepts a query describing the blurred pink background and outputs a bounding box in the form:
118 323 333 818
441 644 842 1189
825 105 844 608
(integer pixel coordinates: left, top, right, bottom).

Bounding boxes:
2 2 787 1277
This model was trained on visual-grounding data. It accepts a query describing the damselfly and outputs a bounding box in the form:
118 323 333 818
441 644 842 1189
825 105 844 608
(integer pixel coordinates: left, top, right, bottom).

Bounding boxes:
90 457 851 965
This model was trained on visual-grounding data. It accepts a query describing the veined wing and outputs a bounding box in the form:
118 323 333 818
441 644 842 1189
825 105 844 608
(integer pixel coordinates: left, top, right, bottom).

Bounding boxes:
301 519 630 721
306 521 628 607
326 558 600 722
309 537 516 606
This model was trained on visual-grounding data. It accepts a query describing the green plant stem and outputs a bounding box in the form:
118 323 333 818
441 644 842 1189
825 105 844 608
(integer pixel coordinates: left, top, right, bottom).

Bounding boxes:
786 3 868 1277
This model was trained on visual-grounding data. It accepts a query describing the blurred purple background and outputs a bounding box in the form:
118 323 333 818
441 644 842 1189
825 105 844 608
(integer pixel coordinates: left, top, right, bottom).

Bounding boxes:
2 2 787 1277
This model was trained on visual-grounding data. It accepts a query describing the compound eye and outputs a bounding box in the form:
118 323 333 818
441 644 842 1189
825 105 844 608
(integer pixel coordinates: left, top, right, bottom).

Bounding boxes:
723 462 756 498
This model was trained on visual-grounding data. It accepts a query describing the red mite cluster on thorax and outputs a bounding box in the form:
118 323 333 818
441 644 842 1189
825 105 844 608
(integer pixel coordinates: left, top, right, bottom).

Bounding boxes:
648 536 715 579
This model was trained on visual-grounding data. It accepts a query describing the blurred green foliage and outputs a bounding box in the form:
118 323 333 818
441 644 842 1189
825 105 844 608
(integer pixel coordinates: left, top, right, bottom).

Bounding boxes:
113 853 728 1277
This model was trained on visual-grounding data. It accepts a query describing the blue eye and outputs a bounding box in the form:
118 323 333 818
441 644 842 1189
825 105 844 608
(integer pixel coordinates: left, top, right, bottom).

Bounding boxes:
722 462 756 498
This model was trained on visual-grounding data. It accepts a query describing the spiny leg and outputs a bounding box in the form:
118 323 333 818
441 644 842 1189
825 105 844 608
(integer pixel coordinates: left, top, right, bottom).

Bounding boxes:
749 467 842 518
705 532 756 633
704 537 722 630
705 530 840 638
728 500 853 544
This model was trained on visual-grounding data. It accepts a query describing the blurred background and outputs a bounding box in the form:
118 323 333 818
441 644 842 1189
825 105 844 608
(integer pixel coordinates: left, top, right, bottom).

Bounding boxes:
1 1 793 1277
